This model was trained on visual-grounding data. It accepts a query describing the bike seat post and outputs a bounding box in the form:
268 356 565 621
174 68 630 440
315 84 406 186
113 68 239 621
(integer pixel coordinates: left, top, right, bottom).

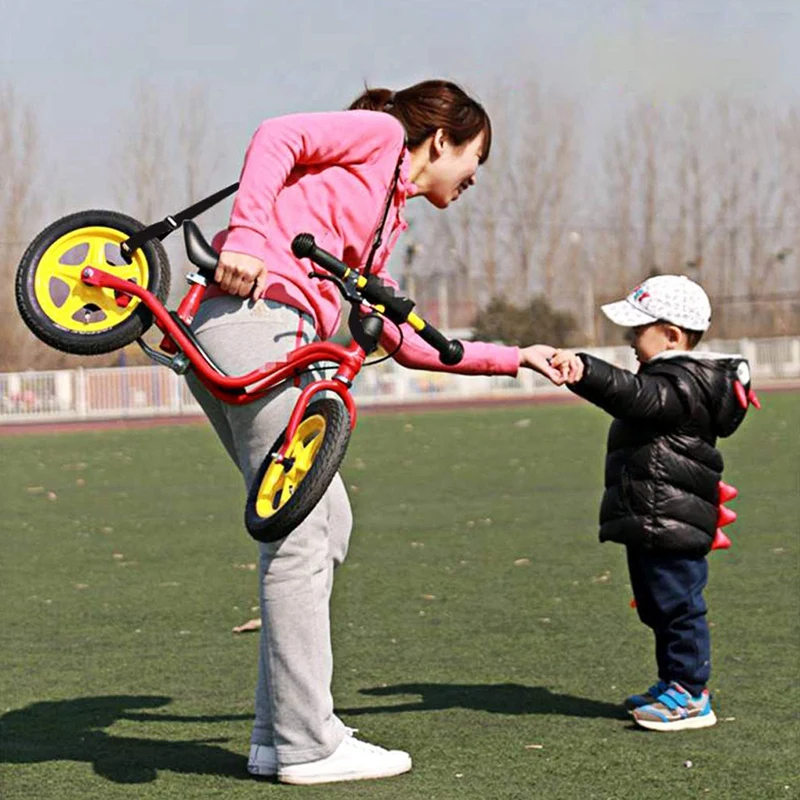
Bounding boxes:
176 274 209 326
159 274 209 354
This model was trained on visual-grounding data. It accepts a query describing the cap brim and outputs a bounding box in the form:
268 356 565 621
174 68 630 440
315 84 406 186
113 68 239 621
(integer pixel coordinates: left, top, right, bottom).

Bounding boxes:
600 299 657 327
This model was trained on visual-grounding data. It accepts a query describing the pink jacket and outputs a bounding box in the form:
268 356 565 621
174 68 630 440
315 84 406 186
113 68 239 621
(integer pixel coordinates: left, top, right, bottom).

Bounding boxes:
215 110 519 376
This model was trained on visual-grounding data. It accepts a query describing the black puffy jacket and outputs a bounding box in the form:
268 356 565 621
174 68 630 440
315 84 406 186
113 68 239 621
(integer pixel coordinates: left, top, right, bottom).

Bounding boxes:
570 351 752 555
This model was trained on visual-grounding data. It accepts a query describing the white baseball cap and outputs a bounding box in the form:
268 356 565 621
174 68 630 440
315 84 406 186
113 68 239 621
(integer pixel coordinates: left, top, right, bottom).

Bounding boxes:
601 275 711 332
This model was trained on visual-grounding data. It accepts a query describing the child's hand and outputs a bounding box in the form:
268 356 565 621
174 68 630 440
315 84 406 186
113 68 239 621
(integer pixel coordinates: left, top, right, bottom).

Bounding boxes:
550 350 584 384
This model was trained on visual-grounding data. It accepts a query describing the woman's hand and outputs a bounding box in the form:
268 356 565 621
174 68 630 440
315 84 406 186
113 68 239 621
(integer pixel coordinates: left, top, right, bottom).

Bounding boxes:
518 344 566 385
215 250 268 298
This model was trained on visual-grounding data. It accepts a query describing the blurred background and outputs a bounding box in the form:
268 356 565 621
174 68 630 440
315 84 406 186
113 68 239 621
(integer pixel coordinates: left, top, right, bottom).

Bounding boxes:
1 0 798 373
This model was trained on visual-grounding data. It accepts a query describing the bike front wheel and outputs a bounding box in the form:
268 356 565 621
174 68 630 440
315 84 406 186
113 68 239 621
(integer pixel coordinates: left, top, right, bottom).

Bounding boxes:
245 398 352 543
15 209 171 355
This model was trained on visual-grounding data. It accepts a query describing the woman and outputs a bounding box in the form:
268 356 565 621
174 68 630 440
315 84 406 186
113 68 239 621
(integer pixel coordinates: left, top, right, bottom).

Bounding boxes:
186 79 562 786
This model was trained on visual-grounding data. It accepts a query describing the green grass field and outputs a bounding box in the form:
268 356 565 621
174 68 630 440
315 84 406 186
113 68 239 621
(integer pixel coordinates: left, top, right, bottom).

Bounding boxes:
1 394 798 799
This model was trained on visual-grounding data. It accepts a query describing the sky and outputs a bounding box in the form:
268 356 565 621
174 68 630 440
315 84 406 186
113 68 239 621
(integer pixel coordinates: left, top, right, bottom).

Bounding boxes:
1 0 797 218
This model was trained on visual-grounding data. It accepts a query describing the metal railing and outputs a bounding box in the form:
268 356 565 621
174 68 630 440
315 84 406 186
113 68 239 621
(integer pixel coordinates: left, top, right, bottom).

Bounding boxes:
1 336 797 425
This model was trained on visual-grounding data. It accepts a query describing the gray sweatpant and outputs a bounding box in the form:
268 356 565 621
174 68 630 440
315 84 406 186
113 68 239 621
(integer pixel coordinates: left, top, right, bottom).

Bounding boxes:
185 296 352 765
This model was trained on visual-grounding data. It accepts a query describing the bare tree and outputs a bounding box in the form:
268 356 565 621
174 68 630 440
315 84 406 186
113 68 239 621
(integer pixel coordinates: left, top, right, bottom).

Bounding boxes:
109 83 225 361
179 85 223 207
420 80 580 327
113 88 171 224
0 86 50 370
504 80 578 302
113 83 223 220
592 96 799 340
0 84 226 372
0 87 141 371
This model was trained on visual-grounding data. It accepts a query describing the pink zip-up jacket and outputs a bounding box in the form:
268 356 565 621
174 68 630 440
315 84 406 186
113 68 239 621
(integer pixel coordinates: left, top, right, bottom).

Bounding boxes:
214 110 519 376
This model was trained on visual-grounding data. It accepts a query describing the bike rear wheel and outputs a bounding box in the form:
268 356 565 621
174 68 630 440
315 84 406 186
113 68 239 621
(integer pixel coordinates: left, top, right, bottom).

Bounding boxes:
245 398 352 543
15 209 170 355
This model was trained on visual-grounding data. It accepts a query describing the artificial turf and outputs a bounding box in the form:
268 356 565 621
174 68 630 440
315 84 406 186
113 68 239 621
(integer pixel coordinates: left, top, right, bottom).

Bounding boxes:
1 393 798 799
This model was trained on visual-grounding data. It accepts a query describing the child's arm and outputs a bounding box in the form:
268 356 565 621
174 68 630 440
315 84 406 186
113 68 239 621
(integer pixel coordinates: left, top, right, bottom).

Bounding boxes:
566 353 688 423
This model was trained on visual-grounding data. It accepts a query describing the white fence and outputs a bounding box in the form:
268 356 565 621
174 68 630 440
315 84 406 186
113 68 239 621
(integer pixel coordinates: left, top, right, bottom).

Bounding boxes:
1 337 798 425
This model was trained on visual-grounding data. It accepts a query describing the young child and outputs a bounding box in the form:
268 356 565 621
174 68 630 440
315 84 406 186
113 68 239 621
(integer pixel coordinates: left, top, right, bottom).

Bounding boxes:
550 275 755 731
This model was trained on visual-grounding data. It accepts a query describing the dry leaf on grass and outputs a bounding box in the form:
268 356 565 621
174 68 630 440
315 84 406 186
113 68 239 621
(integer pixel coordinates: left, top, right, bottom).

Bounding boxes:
233 618 262 634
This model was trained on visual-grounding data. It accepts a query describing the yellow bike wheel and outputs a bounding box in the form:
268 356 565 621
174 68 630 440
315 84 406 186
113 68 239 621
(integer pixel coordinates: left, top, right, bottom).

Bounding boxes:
254 413 327 519
245 398 351 543
15 209 170 355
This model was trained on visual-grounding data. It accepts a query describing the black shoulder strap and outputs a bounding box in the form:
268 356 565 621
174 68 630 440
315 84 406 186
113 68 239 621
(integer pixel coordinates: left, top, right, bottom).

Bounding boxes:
121 139 405 266
361 146 405 278
120 182 240 262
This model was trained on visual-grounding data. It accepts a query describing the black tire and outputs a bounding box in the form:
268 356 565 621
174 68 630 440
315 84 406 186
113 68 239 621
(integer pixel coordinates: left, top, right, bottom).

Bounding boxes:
15 209 171 355
245 398 352 543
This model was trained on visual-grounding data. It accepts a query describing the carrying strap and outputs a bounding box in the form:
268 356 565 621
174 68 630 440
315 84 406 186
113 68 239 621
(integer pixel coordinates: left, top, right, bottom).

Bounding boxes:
361 146 405 278
120 141 405 266
120 182 240 262
347 145 407 343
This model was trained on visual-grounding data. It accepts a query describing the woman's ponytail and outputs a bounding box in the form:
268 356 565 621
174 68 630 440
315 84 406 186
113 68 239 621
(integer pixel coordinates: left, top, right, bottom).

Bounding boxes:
349 87 396 113
348 80 491 163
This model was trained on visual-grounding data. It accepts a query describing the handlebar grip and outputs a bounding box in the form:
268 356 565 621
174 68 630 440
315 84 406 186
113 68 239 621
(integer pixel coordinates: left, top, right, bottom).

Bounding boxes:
364 275 463 365
291 232 464 365
413 321 464 365
290 233 316 259
291 233 347 279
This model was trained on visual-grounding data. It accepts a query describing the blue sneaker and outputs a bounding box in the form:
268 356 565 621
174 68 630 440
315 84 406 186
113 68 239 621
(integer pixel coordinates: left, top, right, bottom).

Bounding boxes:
632 682 717 731
624 680 668 712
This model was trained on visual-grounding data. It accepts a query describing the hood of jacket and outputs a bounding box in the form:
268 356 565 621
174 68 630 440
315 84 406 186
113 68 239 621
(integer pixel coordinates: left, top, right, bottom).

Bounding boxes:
645 351 751 439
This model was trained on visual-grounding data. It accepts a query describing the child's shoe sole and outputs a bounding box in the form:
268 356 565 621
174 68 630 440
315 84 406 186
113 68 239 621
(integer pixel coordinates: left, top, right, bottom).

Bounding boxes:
633 708 717 731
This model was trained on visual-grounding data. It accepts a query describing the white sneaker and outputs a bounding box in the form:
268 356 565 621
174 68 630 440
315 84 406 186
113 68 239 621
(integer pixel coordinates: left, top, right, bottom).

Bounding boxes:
247 744 277 777
278 729 412 785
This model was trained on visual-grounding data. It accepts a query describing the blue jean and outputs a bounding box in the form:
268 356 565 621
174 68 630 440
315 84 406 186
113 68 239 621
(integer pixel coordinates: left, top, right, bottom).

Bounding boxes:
626 548 710 696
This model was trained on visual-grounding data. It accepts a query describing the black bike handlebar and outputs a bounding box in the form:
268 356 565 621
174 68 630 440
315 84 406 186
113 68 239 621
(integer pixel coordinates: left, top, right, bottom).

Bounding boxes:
183 224 463 365
292 233 463 366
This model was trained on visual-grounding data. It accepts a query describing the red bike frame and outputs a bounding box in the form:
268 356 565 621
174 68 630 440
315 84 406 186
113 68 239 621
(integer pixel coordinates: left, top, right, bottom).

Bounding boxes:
80 266 363 454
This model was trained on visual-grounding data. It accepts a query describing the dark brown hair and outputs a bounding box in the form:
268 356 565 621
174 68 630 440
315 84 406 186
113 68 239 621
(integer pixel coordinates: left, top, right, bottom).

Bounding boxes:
348 80 492 164
649 321 704 349
684 329 704 349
